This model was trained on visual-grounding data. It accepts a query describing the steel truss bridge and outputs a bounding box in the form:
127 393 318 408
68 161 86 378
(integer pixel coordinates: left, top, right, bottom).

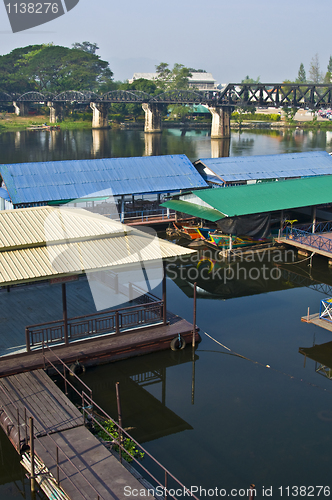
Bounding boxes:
2 83 332 108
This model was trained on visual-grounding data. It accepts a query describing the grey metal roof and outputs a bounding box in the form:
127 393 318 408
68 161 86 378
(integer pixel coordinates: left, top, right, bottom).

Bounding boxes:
0 155 208 206
195 151 332 183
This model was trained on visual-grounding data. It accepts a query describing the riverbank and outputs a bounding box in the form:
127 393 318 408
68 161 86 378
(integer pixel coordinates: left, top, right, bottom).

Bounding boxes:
2 112 332 133
0 114 92 131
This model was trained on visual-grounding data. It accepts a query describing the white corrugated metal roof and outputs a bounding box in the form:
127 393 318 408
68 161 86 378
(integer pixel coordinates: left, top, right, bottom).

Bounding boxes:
0 206 194 285
0 206 128 250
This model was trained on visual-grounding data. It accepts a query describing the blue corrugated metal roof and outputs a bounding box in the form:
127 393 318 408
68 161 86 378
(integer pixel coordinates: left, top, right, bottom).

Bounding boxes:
195 151 332 183
0 187 11 201
0 155 208 206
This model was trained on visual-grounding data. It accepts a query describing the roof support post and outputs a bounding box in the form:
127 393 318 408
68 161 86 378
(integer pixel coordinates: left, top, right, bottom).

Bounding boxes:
280 210 284 235
62 283 69 346
312 206 316 233
120 195 125 223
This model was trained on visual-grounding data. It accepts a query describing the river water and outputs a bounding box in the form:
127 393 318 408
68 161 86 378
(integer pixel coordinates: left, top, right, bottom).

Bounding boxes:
1 128 332 499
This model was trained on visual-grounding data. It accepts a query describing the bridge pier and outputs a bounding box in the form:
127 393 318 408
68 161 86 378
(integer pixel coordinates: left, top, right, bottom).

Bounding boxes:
47 102 64 123
142 103 162 133
208 106 231 138
13 102 29 116
90 102 109 129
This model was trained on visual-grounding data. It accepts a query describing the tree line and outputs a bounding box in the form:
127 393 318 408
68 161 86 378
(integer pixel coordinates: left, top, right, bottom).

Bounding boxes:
0 43 202 121
294 54 332 84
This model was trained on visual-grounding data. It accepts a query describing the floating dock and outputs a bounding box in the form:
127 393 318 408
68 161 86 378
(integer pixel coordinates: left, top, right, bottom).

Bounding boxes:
0 369 162 499
0 310 199 378
301 313 332 332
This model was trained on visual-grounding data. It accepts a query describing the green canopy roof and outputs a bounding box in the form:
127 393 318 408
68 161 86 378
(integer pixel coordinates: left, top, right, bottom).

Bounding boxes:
162 199 223 221
163 175 332 219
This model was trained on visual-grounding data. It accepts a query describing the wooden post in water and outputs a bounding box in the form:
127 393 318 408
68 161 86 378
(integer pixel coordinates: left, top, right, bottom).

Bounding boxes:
249 484 255 499
192 282 197 348
29 417 36 493
191 282 197 405
62 283 69 346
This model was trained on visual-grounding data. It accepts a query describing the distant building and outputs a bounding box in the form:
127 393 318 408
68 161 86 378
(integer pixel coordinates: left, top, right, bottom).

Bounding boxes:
128 72 217 90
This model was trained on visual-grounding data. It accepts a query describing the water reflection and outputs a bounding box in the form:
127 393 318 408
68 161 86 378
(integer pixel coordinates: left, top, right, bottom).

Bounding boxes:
0 428 46 499
74 349 198 443
210 138 230 158
166 249 306 300
144 133 161 156
1 128 332 164
91 129 109 157
300 341 332 380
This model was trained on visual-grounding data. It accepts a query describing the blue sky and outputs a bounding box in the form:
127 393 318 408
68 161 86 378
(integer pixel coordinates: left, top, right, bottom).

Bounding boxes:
0 0 331 85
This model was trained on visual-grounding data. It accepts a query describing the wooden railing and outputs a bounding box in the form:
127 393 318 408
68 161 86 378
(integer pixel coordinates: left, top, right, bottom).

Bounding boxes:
25 300 164 352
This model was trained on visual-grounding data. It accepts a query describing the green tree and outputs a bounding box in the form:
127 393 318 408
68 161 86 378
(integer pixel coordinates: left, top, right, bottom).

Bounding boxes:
72 42 99 55
323 71 331 84
155 63 192 90
328 56 332 73
0 44 45 93
322 56 332 84
0 44 113 94
241 75 260 84
155 63 193 120
296 63 306 83
26 45 113 92
282 106 297 123
309 53 323 83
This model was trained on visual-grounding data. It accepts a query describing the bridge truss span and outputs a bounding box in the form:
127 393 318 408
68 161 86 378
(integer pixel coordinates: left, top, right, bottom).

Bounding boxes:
220 83 332 109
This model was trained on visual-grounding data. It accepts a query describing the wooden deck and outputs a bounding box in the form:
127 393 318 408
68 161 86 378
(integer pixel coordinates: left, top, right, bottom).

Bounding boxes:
0 369 158 499
278 235 332 259
301 312 332 333
0 370 82 439
0 311 199 378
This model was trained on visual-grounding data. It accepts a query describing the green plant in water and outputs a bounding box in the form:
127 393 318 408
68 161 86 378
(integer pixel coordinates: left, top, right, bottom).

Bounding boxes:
96 419 144 463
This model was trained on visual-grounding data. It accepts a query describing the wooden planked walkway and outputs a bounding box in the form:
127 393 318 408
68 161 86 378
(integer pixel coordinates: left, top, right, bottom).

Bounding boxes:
301 312 332 333
0 369 156 499
35 427 151 500
0 370 82 438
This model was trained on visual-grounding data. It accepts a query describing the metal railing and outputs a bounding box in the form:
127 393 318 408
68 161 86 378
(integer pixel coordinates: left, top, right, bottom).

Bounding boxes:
109 207 176 223
41 346 200 500
26 298 164 352
0 370 105 499
291 220 332 234
284 226 332 253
